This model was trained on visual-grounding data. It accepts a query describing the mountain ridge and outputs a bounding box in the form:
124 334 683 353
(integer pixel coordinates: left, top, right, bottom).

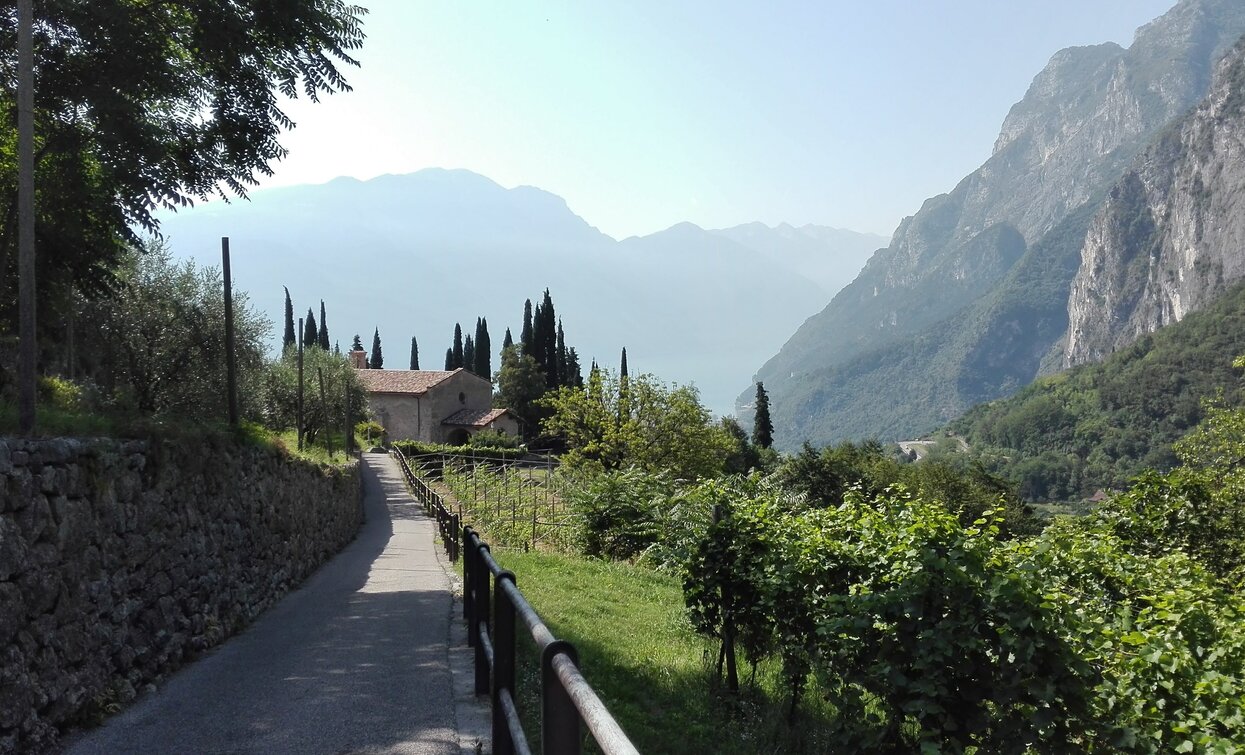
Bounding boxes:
155 168 879 417
750 0 1245 449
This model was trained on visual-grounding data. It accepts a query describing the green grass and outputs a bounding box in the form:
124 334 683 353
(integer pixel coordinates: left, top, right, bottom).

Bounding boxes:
271 427 365 467
493 551 840 754
0 401 119 437
0 402 358 469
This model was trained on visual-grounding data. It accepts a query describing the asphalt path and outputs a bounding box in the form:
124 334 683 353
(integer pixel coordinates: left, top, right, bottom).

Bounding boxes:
62 453 469 755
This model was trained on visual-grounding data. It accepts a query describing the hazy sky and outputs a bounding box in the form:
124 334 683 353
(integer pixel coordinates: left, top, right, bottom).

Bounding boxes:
264 1 1177 240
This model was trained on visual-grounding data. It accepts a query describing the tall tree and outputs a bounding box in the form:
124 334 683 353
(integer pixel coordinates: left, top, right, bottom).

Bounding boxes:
303 308 318 348
521 299 534 355
618 347 630 424
463 334 476 375
475 317 492 378
452 323 464 369
409 336 420 370
539 289 558 388
351 334 364 352
556 320 568 387
445 348 454 371
503 327 514 351
282 286 296 349
0 2 365 333
752 381 774 449
567 347 583 388
494 345 548 441
318 300 330 350
370 327 383 369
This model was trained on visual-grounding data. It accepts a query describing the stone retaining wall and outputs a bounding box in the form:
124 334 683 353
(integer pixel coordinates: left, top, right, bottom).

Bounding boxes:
0 436 362 753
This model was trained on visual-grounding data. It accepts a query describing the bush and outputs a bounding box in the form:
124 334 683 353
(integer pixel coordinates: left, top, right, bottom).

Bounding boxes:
37 375 83 411
467 429 522 449
565 468 674 560
391 439 526 462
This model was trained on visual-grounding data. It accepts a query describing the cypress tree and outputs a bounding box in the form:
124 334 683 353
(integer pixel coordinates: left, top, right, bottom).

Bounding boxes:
351 334 364 351
444 348 454 371
503 327 513 350
303 308 318 347
556 320 568 387
334 341 341 357
752 382 774 449
452 323 464 369
530 300 546 371
476 317 491 378
370 327 384 369
282 286 296 349
618 347 630 425
410 336 420 370
463 335 475 374
520 299 533 354
567 347 582 388
318 300 330 350
540 290 558 388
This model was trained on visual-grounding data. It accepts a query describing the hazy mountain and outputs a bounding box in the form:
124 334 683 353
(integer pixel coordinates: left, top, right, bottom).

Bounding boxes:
154 168 871 416
749 0 1245 449
709 223 887 297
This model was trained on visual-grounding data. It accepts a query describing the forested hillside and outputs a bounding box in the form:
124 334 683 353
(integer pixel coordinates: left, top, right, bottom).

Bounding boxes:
950 281 1245 500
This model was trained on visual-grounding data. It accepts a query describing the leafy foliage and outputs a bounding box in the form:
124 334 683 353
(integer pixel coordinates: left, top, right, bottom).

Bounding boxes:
262 344 365 445
683 481 1245 751
540 368 735 480
76 241 269 421
0 0 365 332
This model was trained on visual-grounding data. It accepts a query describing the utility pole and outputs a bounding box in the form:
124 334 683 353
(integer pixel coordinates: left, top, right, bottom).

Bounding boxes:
17 0 36 434
297 318 305 450
222 238 239 427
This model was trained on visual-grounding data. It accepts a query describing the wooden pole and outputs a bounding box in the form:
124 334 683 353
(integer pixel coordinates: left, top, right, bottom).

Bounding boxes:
17 0 36 434
318 367 332 459
344 378 352 454
221 237 239 427
297 319 304 450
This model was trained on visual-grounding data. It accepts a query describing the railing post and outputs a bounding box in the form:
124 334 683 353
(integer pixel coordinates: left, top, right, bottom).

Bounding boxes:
474 543 492 696
451 514 460 563
464 528 476 643
463 526 472 622
541 640 581 755
493 571 517 755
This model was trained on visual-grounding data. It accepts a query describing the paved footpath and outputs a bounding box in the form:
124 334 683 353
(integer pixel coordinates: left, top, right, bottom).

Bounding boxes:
62 453 482 755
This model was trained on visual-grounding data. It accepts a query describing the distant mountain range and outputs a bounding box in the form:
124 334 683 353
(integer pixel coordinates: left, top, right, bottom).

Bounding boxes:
154 169 886 416
748 0 1245 449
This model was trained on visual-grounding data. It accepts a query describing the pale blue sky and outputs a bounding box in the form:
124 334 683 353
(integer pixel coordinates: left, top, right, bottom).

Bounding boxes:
265 1 1177 239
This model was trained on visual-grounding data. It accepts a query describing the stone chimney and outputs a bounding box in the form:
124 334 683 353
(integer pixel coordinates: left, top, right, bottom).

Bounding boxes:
349 349 367 369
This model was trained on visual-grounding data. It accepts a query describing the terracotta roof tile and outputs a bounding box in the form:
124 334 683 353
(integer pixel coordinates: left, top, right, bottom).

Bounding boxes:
441 408 513 427
354 369 457 395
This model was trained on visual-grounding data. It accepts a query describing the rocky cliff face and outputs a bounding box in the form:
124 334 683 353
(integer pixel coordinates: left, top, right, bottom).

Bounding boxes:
752 0 1245 448
1065 39 1245 366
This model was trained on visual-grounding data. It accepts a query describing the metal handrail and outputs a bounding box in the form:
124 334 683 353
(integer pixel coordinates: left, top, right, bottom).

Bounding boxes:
464 527 640 755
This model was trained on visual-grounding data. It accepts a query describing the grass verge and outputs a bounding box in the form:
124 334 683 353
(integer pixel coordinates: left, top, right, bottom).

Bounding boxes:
494 550 839 754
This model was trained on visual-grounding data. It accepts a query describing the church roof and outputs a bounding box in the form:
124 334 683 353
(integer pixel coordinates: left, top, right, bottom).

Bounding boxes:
354 369 458 395
441 408 514 427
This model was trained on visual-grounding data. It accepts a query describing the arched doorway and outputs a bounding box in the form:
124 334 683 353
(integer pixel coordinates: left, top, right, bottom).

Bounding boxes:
446 428 470 446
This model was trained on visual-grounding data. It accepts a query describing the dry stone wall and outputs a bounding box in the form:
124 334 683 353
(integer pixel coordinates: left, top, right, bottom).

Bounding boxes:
0 436 362 754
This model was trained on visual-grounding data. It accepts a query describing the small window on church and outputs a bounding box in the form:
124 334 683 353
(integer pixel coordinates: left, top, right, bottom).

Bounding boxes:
459 392 466 404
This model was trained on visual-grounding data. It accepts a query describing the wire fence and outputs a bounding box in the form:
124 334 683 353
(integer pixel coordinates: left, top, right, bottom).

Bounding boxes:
403 451 578 552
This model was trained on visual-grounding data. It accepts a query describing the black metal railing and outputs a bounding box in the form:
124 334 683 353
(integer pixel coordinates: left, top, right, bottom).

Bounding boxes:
463 526 639 755
392 445 460 562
